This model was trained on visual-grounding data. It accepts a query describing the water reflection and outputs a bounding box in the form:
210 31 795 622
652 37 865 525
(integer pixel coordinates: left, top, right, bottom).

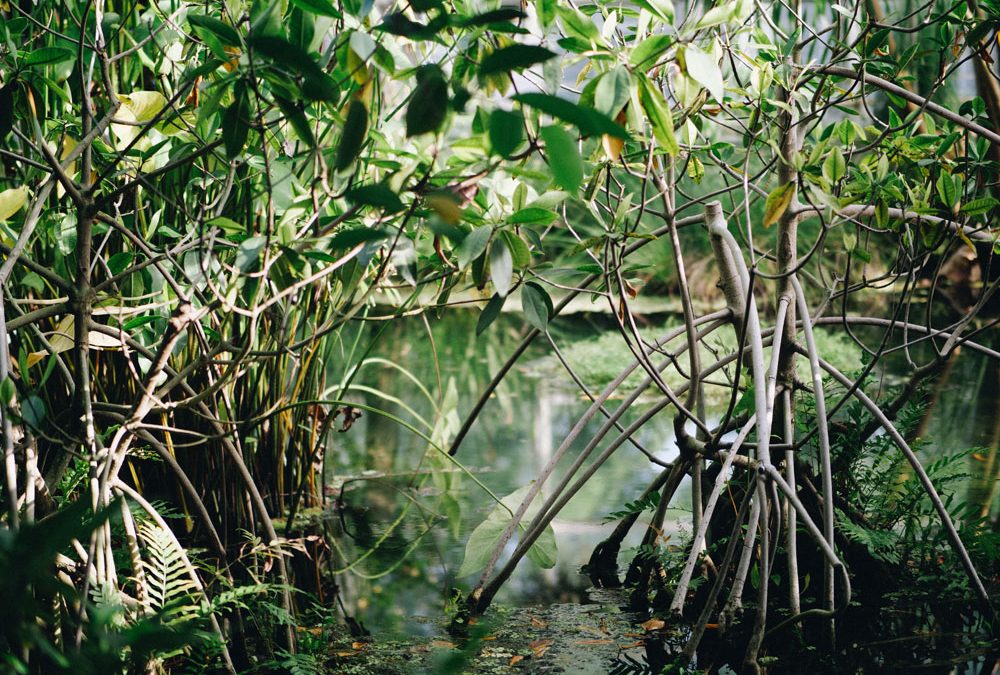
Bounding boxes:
322 311 998 639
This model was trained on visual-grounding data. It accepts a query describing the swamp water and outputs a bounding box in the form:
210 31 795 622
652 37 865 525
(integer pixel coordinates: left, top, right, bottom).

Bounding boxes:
317 309 999 672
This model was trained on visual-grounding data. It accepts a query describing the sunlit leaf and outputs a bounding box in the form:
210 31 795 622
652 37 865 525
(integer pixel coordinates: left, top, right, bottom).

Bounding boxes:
763 182 795 228
0 185 29 222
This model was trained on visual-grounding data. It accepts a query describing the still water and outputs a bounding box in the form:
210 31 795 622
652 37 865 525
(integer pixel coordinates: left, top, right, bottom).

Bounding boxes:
321 309 999 638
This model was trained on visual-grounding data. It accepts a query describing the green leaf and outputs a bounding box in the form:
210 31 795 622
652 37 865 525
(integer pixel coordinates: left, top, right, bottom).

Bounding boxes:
513 93 629 139
595 66 631 118
0 83 14 144
541 125 584 194
457 226 491 268
457 484 558 576
222 84 251 159
521 282 553 330
290 0 343 18
490 238 514 297
347 183 405 212
0 376 16 407
458 9 525 26
23 47 75 67
936 172 958 209
501 230 531 267
636 74 678 156
630 34 672 69
683 43 724 102
274 96 316 147
476 292 506 335
763 182 795 228
822 148 846 183
696 1 736 28
187 14 241 46
480 45 557 76
508 207 557 225
236 236 266 272
107 252 134 276
335 100 368 171
960 196 999 217
406 65 449 136
329 227 389 249
249 36 339 102
489 108 524 158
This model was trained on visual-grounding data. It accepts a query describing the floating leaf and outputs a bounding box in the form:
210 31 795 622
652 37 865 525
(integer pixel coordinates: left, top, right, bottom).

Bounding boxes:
763 182 795 228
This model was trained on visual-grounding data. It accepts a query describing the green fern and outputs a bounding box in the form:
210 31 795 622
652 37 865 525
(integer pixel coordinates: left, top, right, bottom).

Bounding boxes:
137 521 198 624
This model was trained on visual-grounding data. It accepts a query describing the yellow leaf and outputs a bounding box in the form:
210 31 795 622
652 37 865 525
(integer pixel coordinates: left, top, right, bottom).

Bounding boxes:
27 315 122 367
117 91 168 122
0 186 29 222
763 181 795 228
426 193 463 225
602 133 623 160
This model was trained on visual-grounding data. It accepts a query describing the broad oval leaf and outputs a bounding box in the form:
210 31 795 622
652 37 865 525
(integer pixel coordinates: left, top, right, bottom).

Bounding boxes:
476 292 506 336
513 93 629 139
347 183 405 213
222 85 251 159
637 74 678 156
406 66 449 136
763 182 795 228
683 43 724 102
480 45 557 77
0 185 29 222
490 238 514 297
290 0 343 18
540 125 584 194
521 281 553 330
336 100 368 170
595 65 631 118
457 226 491 269
23 47 74 67
187 14 241 46
489 108 525 158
